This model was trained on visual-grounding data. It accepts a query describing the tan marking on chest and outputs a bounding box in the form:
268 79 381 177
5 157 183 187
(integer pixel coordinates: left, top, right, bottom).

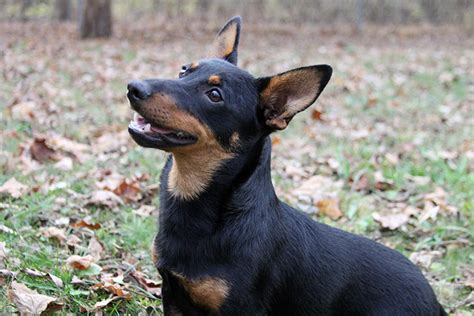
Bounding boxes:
171 272 230 312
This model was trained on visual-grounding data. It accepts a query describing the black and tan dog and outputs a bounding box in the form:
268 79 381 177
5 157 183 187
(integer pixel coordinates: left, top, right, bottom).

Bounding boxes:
127 17 445 316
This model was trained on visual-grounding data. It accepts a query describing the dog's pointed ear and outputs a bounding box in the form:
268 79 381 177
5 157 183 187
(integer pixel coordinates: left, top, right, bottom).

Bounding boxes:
257 65 332 130
209 16 241 65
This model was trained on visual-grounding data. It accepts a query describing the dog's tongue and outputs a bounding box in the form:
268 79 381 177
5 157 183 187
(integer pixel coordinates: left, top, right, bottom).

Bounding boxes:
150 125 174 134
133 112 174 134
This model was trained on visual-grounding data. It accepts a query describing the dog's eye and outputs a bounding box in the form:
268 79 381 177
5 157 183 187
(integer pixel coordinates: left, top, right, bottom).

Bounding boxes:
178 65 188 78
207 89 223 102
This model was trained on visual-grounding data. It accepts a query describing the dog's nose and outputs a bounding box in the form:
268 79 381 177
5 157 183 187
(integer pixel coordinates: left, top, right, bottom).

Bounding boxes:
127 80 151 101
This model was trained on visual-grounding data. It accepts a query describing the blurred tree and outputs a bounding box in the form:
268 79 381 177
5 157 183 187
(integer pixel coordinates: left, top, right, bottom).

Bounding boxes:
79 0 112 38
55 0 71 20
20 0 32 21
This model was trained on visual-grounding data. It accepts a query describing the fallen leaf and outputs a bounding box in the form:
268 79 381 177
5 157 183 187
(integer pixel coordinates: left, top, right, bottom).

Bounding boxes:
92 130 129 154
94 296 119 310
67 255 94 270
10 101 36 121
373 212 409 230
409 251 442 269
133 205 157 217
24 268 47 277
130 271 162 297
293 175 343 201
0 224 15 234
87 190 123 208
41 226 67 242
71 219 101 230
54 157 74 171
93 282 131 300
464 270 474 289
316 198 343 220
0 242 8 263
88 236 105 261
23 268 64 288
47 273 64 288
8 281 63 315
113 179 142 202
311 109 324 121
71 275 86 285
30 137 61 162
0 177 28 198
46 133 90 161
66 234 82 246
271 135 281 146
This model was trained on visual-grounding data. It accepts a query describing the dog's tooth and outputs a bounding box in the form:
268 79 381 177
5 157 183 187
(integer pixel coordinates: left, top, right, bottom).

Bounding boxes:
144 123 151 132
133 112 139 122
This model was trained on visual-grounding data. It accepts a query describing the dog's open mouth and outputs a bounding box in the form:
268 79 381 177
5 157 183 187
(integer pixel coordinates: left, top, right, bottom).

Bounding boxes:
128 112 197 148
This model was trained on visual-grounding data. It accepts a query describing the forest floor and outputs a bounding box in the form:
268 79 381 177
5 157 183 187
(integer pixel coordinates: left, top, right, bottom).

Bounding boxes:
0 19 473 315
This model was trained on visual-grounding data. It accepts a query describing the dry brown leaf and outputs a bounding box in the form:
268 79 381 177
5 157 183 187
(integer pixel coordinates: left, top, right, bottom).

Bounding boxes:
0 224 15 234
0 177 28 198
8 281 63 315
30 137 61 162
11 101 36 121
23 268 64 288
66 255 94 270
41 226 67 242
311 109 324 121
54 157 74 171
71 219 101 230
24 268 47 277
71 275 86 285
94 296 119 310
93 282 132 300
88 237 105 261
409 251 442 269
113 180 142 202
92 130 129 154
130 271 162 297
48 273 64 288
133 205 157 217
66 234 82 246
464 270 474 289
293 175 343 198
0 242 8 262
316 198 343 220
46 133 90 161
271 135 281 146
87 190 123 208
373 212 409 230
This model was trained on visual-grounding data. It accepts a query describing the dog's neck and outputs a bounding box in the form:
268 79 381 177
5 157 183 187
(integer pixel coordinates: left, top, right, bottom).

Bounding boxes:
159 136 277 232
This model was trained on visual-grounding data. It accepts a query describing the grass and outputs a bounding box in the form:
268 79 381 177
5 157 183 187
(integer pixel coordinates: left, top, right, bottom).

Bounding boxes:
0 20 473 314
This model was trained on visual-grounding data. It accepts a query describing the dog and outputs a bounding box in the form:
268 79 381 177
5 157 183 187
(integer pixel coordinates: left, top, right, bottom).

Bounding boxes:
127 16 446 316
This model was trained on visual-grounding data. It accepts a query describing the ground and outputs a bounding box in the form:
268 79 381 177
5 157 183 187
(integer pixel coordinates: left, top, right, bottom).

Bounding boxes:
0 19 473 315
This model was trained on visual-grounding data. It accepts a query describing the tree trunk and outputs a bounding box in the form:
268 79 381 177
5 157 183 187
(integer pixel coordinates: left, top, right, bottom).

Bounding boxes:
79 0 112 38
55 0 71 21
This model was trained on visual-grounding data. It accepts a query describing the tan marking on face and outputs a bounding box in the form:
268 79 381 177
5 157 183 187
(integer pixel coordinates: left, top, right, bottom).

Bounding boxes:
208 75 221 85
211 23 238 59
171 272 229 312
190 62 199 70
139 94 233 200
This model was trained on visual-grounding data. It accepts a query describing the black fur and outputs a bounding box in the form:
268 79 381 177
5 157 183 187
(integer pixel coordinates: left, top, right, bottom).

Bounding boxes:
128 17 446 316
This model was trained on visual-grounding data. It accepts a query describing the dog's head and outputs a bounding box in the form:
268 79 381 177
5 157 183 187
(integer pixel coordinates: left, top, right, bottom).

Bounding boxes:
127 17 332 199
128 16 331 152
